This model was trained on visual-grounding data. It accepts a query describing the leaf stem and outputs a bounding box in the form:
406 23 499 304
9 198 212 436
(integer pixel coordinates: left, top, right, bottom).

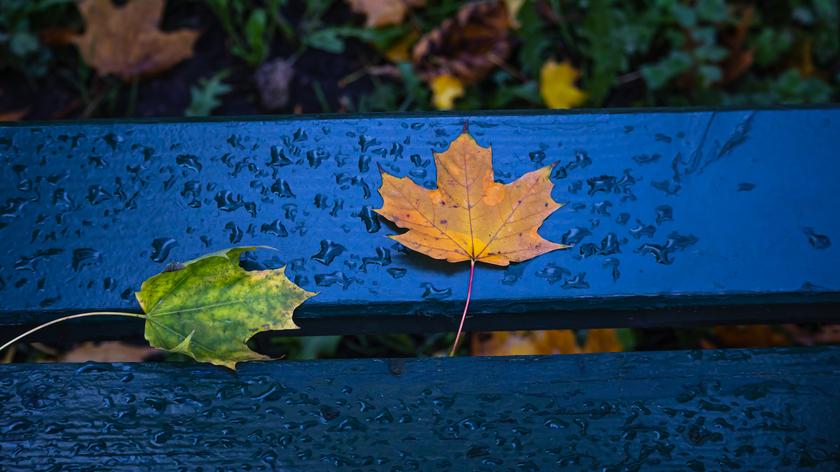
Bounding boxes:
450 260 476 356
0 312 146 353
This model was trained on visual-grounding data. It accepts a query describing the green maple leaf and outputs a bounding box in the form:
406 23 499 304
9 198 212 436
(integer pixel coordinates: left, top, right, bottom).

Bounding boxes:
136 247 315 369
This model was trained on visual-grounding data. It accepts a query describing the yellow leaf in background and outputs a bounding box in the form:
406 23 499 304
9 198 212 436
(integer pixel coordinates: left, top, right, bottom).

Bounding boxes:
72 0 199 81
347 0 425 28
472 329 622 356
376 130 566 266
384 30 420 63
504 0 526 28
430 74 464 110
540 59 587 109
797 39 815 77
582 328 622 353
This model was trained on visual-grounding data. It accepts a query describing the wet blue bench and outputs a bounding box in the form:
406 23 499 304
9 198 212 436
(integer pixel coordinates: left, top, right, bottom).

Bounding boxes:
1 108 839 469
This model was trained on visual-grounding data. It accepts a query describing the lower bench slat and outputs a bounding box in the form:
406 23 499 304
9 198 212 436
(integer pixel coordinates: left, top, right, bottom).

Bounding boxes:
2 347 839 470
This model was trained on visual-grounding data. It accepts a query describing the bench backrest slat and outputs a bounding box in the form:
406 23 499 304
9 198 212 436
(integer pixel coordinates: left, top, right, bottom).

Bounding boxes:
1 108 839 338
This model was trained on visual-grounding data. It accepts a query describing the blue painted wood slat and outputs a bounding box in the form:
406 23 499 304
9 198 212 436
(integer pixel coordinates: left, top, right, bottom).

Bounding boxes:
1 108 838 338
1 347 838 470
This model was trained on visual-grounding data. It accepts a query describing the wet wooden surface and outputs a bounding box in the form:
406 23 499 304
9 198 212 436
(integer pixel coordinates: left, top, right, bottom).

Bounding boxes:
1 108 838 341
1 347 839 470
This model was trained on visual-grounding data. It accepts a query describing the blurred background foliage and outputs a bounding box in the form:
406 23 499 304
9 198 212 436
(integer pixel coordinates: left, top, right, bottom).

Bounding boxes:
1 0 838 361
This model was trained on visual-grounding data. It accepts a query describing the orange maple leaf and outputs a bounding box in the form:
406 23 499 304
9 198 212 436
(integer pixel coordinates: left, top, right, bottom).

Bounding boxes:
72 0 199 81
376 130 567 266
376 128 568 354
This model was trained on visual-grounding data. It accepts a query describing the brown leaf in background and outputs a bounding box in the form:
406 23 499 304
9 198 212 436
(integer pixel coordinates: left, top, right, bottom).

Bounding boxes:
347 0 425 27
412 0 511 84
718 6 755 84
255 58 295 110
38 26 78 46
384 29 420 63
0 109 28 121
472 329 622 356
784 324 840 345
72 0 199 81
58 341 158 363
796 39 815 77
701 325 790 349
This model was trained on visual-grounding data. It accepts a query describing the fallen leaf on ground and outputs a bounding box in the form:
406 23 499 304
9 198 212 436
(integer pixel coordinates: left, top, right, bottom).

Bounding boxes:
255 58 295 110
540 59 587 109
583 328 622 352
38 26 77 46
0 109 28 121
796 39 815 78
430 74 464 110
504 0 525 28
719 6 755 84
784 324 840 345
72 0 200 80
347 0 425 27
412 1 511 85
136 247 315 369
384 29 420 63
472 329 622 356
701 324 790 349
376 129 567 265
59 341 158 362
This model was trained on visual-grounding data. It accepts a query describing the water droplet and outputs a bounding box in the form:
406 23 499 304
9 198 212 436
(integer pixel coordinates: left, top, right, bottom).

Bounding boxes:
560 227 591 246
804 227 831 249
632 153 661 164
176 154 202 172
591 201 612 216
270 180 295 198
357 206 381 233
315 271 352 289
616 212 630 225
224 222 243 243
603 258 620 281
311 240 346 266
420 283 451 300
268 145 293 169
535 264 570 284
562 272 589 289
636 231 698 264
307 149 329 168
86 185 112 204
361 247 391 271
72 248 101 271
14 248 63 271
314 193 329 209
358 155 371 173
651 179 681 195
214 191 256 216
655 205 673 224
150 238 177 263
629 221 656 239
260 219 288 237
